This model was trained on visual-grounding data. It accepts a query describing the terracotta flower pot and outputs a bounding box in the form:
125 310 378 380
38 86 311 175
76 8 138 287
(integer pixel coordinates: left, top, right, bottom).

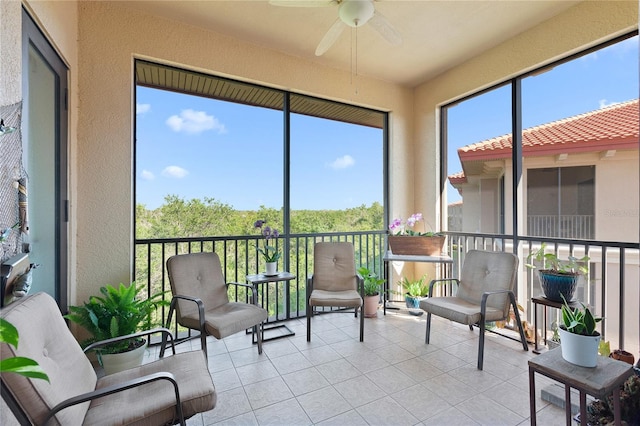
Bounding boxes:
609 349 635 365
388 235 445 256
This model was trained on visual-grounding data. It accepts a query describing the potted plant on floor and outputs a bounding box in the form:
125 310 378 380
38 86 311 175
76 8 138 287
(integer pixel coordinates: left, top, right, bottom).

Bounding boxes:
526 243 589 302
65 282 168 374
357 266 384 318
396 275 429 309
388 213 445 256
557 294 602 367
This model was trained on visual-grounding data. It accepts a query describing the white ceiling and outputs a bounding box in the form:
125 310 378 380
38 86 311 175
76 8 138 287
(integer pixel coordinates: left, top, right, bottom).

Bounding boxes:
123 0 581 87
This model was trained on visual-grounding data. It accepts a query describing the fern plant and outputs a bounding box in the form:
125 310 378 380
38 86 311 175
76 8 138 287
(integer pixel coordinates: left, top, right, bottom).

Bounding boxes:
65 282 168 354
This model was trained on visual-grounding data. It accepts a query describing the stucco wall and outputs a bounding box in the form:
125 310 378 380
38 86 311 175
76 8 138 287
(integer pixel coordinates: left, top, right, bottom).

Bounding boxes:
596 153 639 241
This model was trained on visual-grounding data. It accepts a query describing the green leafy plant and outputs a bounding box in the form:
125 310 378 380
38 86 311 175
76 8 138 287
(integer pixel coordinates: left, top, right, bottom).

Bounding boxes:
0 318 49 382
254 220 281 263
396 275 429 297
560 294 602 336
526 243 589 275
65 282 168 354
357 266 384 296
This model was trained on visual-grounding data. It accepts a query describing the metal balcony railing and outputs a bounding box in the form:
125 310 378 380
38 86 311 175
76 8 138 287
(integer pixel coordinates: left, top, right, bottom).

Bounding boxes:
135 231 639 355
527 214 594 240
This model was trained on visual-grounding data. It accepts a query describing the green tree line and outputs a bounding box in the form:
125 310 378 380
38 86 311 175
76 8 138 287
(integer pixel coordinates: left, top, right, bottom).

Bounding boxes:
136 195 384 239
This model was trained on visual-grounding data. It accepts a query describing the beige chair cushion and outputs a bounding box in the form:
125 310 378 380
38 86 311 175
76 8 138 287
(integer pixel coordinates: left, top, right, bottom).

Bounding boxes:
167 252 231 317
419 297 505 324
309 289 362 308
179 302 268 339
420 250 518 325
311 242 359 293
86 351 216 426
1 292 97 425
455 250 517 317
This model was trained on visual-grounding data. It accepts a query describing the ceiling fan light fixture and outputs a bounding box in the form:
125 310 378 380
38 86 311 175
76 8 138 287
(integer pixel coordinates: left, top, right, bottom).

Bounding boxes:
339 0 374 27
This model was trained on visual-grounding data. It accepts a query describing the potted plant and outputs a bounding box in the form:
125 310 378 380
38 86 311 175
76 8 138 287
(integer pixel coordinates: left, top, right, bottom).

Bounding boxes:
388 213 445 256
357 266 384 318
396 275 429 309
65 282 168 374
557 294 602 367
254 220 281 275
526 243 589 302
547 321 561 350
586 374 640 425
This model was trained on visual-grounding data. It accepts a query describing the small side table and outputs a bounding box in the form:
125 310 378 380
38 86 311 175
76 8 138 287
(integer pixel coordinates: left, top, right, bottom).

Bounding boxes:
532 296 582 353
528 348 633 426
246 272 296 342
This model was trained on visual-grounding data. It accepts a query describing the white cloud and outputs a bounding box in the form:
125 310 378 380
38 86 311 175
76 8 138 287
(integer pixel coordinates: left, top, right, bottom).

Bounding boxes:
166 109 227 134
136 103 151 115
328 155 355 170
140 169 155 181
599 99 620 109
161 166 189 178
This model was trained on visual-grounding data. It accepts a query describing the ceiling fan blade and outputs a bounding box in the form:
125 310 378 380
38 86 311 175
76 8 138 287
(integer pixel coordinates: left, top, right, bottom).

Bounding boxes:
368 11 402 46
315 18 346 56
269 0 335 7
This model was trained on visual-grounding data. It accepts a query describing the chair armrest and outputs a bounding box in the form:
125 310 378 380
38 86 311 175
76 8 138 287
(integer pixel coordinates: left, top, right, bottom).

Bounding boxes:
83 327 176 357
480 289 515 315
428 278 459 297
306 274 314 293
43 371 185 425
228 282 258 305
356 274 364 297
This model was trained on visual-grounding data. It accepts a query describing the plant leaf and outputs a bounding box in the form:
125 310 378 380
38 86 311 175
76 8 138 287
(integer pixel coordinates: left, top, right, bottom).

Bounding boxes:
0 357 49 382
0 318 19 348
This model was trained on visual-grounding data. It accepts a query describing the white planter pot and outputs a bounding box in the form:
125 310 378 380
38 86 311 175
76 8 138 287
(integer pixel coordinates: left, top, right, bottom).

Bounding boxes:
100 340 147 375
558 327 600 367
265 261 277 275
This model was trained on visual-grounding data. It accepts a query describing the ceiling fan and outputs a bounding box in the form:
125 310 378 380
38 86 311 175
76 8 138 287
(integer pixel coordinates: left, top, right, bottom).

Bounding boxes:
269 0 402 56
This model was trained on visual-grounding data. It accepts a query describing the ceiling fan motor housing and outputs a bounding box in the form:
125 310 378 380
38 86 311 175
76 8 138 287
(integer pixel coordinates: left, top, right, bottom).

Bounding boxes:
339 0 375 27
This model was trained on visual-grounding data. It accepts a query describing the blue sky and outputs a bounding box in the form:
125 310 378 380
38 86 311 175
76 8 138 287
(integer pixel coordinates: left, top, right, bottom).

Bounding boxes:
136 35 637 210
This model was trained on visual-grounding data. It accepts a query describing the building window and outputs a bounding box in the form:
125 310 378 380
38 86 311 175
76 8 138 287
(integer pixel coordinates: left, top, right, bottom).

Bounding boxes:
527 166 595 239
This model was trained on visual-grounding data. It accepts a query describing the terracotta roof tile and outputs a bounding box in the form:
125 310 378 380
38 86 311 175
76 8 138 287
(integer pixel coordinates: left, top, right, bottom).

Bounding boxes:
458 99 639 162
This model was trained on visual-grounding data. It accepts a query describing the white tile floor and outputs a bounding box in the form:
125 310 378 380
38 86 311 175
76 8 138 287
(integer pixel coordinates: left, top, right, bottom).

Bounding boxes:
151 307 568 425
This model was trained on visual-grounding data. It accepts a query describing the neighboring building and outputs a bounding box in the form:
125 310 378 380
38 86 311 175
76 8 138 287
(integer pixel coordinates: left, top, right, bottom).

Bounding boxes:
449 99 639 242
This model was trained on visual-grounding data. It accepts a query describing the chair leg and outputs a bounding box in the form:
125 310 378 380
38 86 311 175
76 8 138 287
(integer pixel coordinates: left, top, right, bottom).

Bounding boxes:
425 312 432 344
359 306 364 342
510 294 530 351
200 329 208 359
256 323 263 354
307 305 312 342
477 318 485 370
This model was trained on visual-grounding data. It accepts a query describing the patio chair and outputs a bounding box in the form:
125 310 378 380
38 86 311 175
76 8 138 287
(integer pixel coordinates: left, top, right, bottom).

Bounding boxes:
419 250 528 370
164 252 268 359
306 241 364 342
0 292 216 425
